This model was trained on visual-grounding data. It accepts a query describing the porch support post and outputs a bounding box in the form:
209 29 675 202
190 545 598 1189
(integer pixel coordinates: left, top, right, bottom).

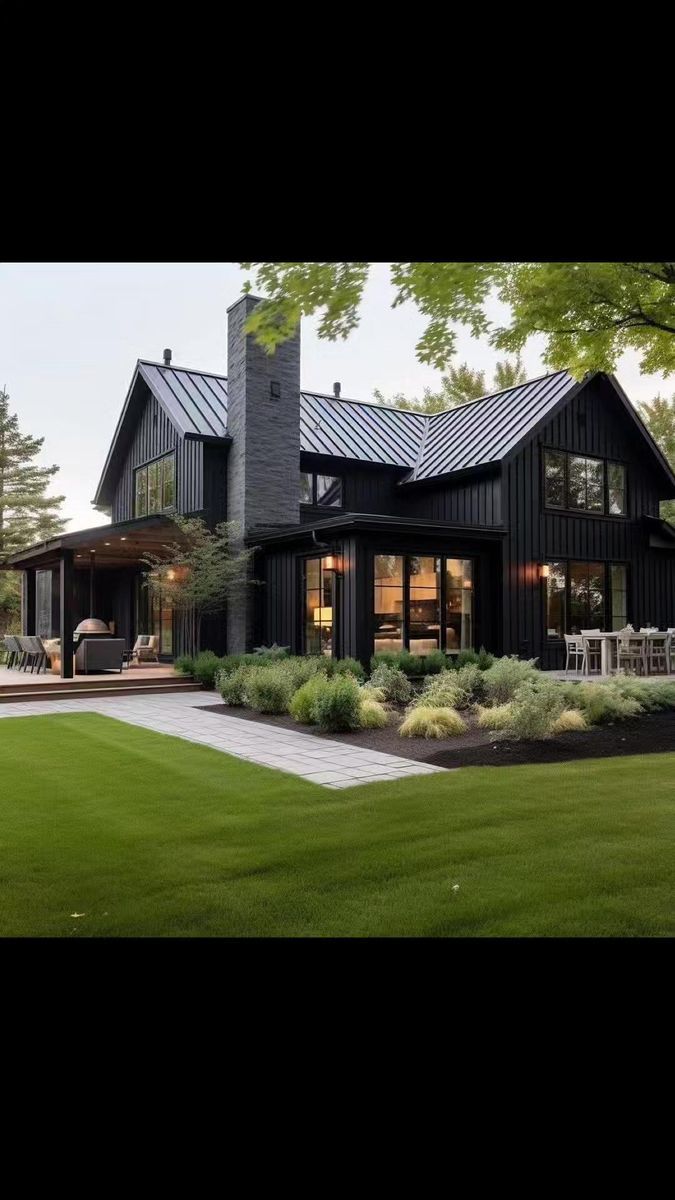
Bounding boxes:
21 568 36 634
60 550 74 679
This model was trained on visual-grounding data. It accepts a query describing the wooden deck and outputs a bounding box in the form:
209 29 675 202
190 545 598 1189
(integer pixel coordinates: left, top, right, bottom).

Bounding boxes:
0 663 202 702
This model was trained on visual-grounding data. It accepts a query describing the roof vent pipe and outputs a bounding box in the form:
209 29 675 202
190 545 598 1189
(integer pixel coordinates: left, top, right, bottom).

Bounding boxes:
333 382 341 398
163 348 172 366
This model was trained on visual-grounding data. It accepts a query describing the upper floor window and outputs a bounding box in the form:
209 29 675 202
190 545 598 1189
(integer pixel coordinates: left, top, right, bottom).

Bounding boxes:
135 452 176 517
300 471 343 507
544 450 626 515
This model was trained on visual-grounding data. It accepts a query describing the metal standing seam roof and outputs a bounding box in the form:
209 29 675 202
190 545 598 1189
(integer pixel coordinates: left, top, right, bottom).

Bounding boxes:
114 363 581 490
408 370 578 480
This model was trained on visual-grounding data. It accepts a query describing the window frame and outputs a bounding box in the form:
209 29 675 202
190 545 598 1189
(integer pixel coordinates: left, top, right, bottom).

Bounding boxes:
299 470 344 509
544 558 630 640
372 552 476 657
542 448 628 518
133 451 177 519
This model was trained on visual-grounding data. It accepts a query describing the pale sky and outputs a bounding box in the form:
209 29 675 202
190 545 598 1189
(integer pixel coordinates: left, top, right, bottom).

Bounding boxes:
1 262 670 533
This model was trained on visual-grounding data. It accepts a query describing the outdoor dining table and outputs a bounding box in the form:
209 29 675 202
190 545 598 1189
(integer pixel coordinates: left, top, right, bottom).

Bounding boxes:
586 631 663 676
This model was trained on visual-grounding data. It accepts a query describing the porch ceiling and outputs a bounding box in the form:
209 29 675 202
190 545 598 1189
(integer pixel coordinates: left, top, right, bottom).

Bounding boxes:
2 515 183 571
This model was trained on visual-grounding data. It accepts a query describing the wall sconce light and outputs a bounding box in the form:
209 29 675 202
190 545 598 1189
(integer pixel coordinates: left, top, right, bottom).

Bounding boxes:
323 554 343 576
540 564 550 580
167 568 176 581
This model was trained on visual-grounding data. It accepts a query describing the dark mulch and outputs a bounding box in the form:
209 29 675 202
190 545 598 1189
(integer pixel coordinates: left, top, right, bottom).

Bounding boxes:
198 703 675 768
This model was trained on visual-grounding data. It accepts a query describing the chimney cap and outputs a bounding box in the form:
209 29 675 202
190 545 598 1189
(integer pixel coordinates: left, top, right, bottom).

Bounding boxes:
163 348 172 366
333 381 341 398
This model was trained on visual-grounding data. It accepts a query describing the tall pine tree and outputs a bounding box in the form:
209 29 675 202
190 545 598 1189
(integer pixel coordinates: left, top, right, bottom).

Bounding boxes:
0 387 67 634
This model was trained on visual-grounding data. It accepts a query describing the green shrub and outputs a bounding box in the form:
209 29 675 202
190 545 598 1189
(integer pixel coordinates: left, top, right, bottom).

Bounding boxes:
476 703 514 730
313 675 362 733
289 673 330 724
476 645 495 671
423 650 448 675
454 648 480 668
551 708 588 734
413 673 465 710
399 706 466 739
329 657 366 682
482 656 539 704
508 678 566 740
456 663 485 704
577 682 644 725
370 650 423 677
252 643 289 660
218 665 252 706
245 664 295 714
359 698 389 729
192 651 224 689
174 655 194 676
369 664 413 704
284 656 326 691
611 679 675 713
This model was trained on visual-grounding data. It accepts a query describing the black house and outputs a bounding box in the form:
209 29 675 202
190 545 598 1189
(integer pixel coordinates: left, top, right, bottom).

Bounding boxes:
8 294 675 674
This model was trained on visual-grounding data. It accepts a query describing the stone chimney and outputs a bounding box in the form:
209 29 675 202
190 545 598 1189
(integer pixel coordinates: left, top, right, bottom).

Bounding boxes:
226 294 301 651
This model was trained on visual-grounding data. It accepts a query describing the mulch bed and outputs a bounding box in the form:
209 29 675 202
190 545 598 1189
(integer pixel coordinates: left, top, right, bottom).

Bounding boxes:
198 703 675 768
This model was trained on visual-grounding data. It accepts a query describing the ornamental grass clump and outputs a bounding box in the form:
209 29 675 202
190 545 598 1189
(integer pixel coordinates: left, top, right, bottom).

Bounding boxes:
359 698 389 729
455 663 485 704
476 702 514 731
399 706 467 739
245 664 295 714
288 673 331 724
413 673 465 710
369 664 413 704
577 682 644 725
482 656 539 705
360 684 387 704
550 708 588 734
313 675 363 733
611 678 675 713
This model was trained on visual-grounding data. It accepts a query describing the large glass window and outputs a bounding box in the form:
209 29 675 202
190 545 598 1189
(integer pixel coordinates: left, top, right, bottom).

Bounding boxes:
36 570 53 638
134 452 176 518
608 463 626 515
568 456 604 512
304 557 334 656
545 560 629 638
610 564 628 629
545 561 567 639
373 554 474 656
544 450 625 515
544 451 566 508
374 555 404 653
300 471 343 508
446 559 473 653
409 556 440 655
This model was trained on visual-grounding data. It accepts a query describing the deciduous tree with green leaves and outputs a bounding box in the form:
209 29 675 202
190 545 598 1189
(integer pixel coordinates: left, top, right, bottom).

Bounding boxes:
374 356 527 414
0 387 67 634
141 515 258 659
638 393 675 525
240 263 675 378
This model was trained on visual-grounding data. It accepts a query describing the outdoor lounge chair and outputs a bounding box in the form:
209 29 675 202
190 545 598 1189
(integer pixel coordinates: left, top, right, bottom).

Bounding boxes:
75 638 125 674
129 635 159 664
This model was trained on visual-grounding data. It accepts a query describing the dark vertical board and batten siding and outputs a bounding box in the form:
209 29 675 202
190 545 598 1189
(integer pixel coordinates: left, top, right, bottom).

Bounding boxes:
502 375 675 668
111 387 204 522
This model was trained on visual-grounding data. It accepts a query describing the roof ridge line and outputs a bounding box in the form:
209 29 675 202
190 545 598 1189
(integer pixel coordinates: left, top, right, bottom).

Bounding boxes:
426 368 571 422
139 359 228 381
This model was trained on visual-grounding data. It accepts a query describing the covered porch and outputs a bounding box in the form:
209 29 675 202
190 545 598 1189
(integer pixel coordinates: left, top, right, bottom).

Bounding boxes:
3 515 181 678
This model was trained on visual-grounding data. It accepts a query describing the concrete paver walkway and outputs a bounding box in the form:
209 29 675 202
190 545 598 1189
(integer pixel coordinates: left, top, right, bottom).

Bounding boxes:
0 691 447 789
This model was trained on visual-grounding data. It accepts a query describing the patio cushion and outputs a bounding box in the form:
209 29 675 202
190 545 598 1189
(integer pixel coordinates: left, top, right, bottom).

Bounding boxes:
138 635 151 646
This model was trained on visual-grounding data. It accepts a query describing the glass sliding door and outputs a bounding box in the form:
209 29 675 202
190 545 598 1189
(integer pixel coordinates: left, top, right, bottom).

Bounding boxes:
374 555 404 653
138 575 174 657
304 557 334 656
445 559 473 653
408 556 440 655
569 562 605 632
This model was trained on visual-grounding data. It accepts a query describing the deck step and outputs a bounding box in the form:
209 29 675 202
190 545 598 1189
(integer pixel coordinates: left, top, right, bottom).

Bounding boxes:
0 681 203 704
0 673 196 696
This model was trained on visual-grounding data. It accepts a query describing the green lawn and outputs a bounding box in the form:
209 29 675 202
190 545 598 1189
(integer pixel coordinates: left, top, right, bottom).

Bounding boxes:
1 712 673 937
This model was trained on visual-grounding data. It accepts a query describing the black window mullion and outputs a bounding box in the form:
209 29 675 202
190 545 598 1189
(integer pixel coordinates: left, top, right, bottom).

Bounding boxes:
440 557 447 652
403 557 410 651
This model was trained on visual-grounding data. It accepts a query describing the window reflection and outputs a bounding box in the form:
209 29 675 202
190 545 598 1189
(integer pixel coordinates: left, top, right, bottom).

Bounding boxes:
374 554 403 652
304 557 334 656
446 559 473 653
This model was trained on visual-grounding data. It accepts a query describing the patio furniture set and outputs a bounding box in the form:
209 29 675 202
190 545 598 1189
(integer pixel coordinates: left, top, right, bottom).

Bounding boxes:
564 627 675 677
1 634 160 676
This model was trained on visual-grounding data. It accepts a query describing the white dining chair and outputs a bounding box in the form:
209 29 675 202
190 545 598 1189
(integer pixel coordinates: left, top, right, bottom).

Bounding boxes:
580 632 603 674
616 632 647 675
647 632 670 675
564 634 586 676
